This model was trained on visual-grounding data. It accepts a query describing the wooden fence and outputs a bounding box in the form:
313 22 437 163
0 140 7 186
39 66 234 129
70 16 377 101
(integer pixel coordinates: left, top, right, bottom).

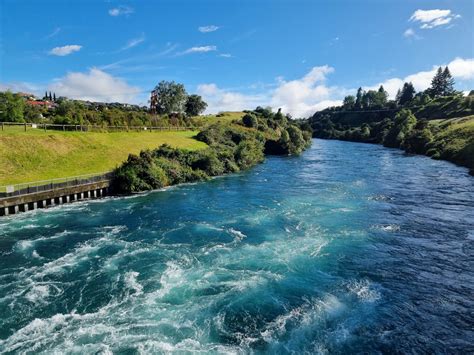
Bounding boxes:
0 122 198 133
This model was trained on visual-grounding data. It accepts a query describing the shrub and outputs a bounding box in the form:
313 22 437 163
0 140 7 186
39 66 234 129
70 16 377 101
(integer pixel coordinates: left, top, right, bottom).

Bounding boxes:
242 113 258 128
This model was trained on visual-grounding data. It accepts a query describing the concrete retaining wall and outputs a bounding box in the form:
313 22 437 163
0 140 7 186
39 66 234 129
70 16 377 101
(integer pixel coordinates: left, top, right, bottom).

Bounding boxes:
0 180 110 217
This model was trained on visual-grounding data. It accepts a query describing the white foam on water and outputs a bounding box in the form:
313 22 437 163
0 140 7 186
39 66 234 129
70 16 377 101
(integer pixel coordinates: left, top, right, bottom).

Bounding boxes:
346 279 381 303
24 285 50 304
261 294 346 345
228 228 247 242
32 250 43 259
310 241 328 257
148 261 185 301
14 230 73 254
371 224 400 232
124 271 143 296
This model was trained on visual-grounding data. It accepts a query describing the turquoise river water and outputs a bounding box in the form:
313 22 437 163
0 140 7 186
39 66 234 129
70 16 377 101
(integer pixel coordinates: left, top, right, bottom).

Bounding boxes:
0 140 473 354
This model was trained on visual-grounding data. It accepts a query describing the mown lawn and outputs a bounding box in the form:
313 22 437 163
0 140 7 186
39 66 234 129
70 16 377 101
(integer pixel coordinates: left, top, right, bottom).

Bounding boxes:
0 127 206 186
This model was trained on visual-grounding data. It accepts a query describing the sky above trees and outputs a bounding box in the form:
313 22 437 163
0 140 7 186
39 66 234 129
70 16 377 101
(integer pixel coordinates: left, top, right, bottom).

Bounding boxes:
0 0 473 117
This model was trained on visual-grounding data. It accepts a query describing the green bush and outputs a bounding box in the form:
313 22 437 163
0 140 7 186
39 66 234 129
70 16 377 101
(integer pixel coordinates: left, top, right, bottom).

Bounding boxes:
113 108 312 193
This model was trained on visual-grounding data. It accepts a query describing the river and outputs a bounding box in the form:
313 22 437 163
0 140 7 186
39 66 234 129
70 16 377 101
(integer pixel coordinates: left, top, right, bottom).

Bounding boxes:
0 139 473 353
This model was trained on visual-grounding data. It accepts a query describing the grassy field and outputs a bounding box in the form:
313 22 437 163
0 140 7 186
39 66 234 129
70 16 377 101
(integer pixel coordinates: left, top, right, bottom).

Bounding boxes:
429 115 474 172
0 127 206 186
191 111 245 127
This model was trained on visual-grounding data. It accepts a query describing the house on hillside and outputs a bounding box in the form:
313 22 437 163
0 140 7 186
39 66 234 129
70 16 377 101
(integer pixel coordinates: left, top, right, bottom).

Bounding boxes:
26 100 57 109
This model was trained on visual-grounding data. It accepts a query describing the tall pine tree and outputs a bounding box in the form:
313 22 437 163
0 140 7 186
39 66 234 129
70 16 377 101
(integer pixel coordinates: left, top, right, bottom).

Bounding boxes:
442 66 455 95
398 82 416 105
427 67 445 97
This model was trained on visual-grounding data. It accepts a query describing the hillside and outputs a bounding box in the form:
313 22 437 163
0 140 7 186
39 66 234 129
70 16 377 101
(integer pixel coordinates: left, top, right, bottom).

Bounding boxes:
0 128 205 186
309 95 474 175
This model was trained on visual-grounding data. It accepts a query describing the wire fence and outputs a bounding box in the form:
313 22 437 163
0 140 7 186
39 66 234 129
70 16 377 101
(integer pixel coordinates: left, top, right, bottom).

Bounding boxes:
0 122 198 133
0 172 114 198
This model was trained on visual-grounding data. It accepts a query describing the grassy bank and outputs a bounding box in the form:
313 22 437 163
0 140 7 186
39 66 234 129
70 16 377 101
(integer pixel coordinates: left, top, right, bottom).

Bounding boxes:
0 128 206 185
112 109 312 193
428 116 474 171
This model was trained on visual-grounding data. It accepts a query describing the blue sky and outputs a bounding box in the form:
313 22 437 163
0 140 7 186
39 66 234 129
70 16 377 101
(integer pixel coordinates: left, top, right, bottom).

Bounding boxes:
1 0 473 117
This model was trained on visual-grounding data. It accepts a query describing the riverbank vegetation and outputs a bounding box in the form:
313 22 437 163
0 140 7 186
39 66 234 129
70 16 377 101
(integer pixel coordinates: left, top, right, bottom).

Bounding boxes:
112 107 312 193
0 129 205 185
309 67 474 174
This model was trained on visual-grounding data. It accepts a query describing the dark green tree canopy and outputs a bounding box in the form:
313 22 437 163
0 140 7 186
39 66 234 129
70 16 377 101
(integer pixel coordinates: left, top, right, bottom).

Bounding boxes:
426 66 456 98
398 82 416 106
343 95 355 109
185 94 208 116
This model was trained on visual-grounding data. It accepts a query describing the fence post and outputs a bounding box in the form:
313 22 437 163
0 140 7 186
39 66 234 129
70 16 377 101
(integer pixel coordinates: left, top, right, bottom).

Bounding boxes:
24 123 27 132
1 122 3 131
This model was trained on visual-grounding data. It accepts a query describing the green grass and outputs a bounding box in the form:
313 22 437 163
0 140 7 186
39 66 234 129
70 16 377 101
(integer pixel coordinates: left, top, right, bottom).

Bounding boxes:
428 115 474 171
0 127 206 186
190 111 245 127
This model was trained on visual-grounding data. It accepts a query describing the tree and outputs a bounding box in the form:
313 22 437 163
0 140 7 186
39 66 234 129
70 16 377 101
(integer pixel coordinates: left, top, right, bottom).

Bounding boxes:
355 87 363 109
343 95 355 109
0 91 25 122
185 94 207 116
426 66 456 97
53 92 56 102
376 85 388 107
426 67 444 98
49 91 52 101
150 81 187 115
442 67 455 96
242 113 258 128
398 82 416 105
383 109 417 148
361 91 373 108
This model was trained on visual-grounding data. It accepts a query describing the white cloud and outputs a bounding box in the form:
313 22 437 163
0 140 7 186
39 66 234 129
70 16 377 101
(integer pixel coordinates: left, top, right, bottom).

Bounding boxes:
198 25 219 33
448 57 474 80
219 53 232 58
270 66 341 117
197 83 268 113
409 9 460 29
197 66 341 117
0 81 43 97
49 45 82 56
109 6 134 16
48 68 141 103
122 34 145 50
181 45 217 55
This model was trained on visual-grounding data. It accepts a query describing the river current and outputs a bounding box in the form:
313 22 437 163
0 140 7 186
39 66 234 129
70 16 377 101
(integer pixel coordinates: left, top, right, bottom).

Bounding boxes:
0 140 473 354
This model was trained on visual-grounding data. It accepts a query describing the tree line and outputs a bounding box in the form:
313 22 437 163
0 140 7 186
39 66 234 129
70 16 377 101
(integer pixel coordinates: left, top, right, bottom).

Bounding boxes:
341 66 459 111
0 81 209 126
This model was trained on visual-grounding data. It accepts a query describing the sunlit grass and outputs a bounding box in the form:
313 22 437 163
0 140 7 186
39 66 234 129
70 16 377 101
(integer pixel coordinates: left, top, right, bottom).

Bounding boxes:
0 128 206 185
